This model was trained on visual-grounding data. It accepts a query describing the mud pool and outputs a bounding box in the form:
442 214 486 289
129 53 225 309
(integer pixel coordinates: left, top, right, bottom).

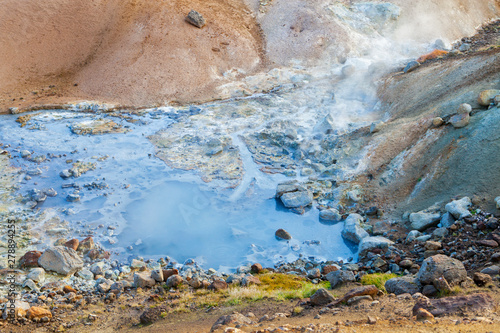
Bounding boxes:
0 31 434 271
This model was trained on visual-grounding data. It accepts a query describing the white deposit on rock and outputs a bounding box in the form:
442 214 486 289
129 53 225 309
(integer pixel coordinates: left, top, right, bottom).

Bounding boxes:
410 211 441 231
341 213 369 244
445 197 472 219
38 246 83 275
26 268 45 284
358 236 394 257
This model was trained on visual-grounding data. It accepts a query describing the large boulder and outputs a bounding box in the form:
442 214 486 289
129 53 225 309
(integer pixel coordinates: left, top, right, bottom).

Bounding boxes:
416 255 467 286
341 214 369 244
385 276 421 295
358 236 394 257
410 212 441 231
38 246 83 275
326 270 355 288
445 197 471 219
413 293 495 317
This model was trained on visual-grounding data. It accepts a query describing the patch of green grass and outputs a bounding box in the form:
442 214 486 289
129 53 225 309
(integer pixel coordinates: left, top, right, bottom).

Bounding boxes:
437 286 462 298
224 298 242 306
198 300 219 308
258 273 305 291
293 306 303 315
360 273 398 292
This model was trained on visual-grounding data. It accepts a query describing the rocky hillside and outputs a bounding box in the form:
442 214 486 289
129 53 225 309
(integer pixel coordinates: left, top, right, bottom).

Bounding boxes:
1 0 499 112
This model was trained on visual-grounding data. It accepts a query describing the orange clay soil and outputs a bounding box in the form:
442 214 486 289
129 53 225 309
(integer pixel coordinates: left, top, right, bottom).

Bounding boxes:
0 0 266 113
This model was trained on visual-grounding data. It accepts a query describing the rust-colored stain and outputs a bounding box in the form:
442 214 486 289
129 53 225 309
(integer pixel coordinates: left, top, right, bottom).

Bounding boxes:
417 49 449 63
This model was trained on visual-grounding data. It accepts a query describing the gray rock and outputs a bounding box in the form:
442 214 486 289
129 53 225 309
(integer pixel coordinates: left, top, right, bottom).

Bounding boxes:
341 214 369 244
458 43 470 52
319 208 341 222
21 150 31 158
59 169 71 179
347 189 362 202
38 246 83 275
151 269 164 282
417 255 467 286
432 228 448 239
26 267 45 283
404 61 420 73
358 236 394 257
29 189 47 202
66 194 80 202
97 280 112 293
496 196 500 209
185 10 206 28
410 212 441 231
406 230 422 243
445 197 471 219
457 103 472 114
422 284 438 296
90 262 106 275
307 268 321 279
415 235 432 242
43 188 58 197
131 259 146 269
134 272 156 288
280 190 313 208
450 112 470 128
77 269 94 280
370 121 384 134
480 265 500 276
326 269 355 288
22 279 39 291
347 295 373 305
385 276 420 295
439 212 455 228
310 288 335 305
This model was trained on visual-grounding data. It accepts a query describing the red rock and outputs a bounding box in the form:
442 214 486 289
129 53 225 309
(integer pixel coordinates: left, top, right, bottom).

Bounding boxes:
208 280 228 291
473 272 492 286
86 249 110 260
19 251 43 268
329 285 378 307
242 275 261 286
251 263 263 273
162 269 179 280
64 239 79 251
477 239 498 248
417 49 448 63
63 285 76 293
414 308 434 321
27 306 52 320
322 265 338 274
77 236 95 253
